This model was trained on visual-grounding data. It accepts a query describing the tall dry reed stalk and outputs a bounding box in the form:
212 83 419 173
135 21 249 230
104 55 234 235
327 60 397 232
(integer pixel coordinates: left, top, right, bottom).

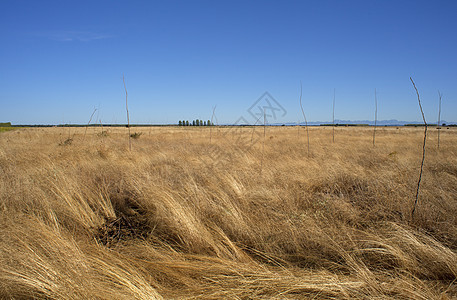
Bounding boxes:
210 106 217 143
437 91 442 149
373 88 377 147
332 88 336 143
250 112 264 144
297 120 300 137
260 108 266 174
123 73 131 151
84 108 97 141
299 81 310 156
410 77 427 219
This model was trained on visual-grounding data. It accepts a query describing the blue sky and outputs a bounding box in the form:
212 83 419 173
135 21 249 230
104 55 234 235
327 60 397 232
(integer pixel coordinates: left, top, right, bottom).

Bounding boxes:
1 0 456 125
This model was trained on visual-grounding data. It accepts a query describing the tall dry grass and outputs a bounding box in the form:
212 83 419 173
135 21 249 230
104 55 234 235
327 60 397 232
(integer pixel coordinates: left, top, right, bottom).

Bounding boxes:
1 126 457 299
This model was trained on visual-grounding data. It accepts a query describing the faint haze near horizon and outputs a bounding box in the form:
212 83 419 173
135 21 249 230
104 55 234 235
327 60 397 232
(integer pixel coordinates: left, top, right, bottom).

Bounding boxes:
1 0 456 125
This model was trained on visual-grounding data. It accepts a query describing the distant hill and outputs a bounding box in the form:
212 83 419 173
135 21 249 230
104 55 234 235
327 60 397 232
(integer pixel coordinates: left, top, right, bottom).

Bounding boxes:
283 119 454 126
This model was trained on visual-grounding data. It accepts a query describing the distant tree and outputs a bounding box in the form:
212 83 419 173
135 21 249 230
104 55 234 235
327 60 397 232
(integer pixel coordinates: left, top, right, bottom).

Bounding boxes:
199 120 203 126
195 119 200 126
186 120 189 126
178 120 182 126
192 120 196 126
208 120 211 126
204 121 207 126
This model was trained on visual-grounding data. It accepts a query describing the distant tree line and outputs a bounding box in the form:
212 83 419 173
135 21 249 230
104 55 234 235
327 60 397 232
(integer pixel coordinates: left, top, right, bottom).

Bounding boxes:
178 119 214 126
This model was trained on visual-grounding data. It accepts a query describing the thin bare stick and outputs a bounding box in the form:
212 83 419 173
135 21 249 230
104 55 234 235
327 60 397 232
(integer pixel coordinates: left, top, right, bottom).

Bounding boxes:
263 108 266 140
299 81 310 156
95 106 100 125
437 91 442 149
297 120 300 138
210 106 217 143
250 112 264 144
93 105 100 135
123 74 131 151
84 108 97 141
373 88 377 147
410 77 427 219
332 88 335 143
260 108 266 174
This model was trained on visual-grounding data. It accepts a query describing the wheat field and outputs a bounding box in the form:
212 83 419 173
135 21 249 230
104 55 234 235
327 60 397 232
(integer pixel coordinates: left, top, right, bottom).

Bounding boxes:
1 125 456 299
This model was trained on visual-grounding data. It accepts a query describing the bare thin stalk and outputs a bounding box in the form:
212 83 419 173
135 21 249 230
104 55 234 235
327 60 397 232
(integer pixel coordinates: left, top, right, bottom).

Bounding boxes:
263 108 266 140
250 112 264 144
210 106 217 143
410 77 427 219
332 88 335 143
123 74 131 151
297 120 300 137
299 81 310 156
95 106 100 125
373 88 377 147
437 91 442 149
84 108 97 141
260 108 266 174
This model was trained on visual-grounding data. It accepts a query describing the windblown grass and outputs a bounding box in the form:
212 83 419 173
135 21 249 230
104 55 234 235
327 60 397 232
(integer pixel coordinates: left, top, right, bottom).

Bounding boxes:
1 126 456 299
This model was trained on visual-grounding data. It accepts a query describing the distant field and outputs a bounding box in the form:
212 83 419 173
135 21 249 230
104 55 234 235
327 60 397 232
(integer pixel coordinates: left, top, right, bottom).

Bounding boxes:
1 126 456 299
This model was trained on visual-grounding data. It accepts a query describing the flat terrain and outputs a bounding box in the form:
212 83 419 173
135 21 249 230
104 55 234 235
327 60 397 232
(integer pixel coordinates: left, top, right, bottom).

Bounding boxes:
1 126 457 299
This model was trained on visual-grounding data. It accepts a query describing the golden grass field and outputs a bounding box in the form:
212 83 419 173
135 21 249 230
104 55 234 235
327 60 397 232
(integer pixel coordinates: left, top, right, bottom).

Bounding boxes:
1 125 457 299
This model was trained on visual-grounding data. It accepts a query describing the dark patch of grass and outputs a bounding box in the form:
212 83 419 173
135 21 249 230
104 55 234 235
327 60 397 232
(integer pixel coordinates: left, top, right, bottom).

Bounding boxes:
59 138 73 146
130 132 142 139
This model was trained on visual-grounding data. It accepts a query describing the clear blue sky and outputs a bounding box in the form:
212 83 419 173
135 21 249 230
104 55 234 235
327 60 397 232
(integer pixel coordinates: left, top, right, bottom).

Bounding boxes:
1 0 456 125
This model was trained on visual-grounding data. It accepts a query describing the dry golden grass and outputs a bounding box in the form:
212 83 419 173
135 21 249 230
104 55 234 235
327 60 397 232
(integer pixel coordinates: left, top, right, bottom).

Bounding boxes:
1 125 457 299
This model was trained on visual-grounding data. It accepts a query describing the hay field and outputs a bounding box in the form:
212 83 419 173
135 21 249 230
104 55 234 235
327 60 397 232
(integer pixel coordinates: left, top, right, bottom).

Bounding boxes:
1 126 457 299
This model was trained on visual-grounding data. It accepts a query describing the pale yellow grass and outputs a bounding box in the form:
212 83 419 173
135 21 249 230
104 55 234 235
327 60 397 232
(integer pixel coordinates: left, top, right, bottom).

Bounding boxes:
1 126 456 299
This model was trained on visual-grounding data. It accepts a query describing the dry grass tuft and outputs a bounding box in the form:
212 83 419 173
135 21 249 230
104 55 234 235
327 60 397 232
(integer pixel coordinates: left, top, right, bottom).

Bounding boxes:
1 126 456 299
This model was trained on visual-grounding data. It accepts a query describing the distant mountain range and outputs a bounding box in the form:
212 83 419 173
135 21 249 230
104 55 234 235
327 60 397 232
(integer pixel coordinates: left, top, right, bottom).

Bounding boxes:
281 119 454 126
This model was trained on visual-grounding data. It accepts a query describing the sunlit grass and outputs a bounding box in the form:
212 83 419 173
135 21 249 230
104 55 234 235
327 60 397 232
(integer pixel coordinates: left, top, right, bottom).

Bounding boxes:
1 126 456 299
